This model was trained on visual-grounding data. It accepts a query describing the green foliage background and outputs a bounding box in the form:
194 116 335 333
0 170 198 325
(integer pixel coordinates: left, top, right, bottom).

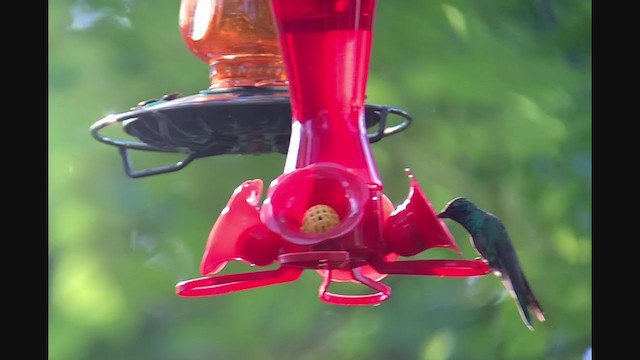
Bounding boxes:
49 0 591 359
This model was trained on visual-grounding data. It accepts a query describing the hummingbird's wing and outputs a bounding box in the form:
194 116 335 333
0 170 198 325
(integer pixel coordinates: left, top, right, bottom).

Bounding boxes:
487 216 520 272
487 216 545 329
472 214 511 274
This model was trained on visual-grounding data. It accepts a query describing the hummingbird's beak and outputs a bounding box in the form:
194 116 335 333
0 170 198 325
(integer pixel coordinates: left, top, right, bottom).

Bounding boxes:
437 211 447 219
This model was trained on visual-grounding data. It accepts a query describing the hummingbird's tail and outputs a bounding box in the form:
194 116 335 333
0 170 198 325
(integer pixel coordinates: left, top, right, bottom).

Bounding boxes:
502 272 545 331
522 275 546 323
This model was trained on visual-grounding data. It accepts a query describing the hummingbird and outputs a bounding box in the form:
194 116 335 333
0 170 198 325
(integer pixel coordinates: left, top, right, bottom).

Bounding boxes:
437 197 546 330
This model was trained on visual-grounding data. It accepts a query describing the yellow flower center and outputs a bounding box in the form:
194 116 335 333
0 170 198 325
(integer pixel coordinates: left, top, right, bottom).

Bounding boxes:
300 205 340 234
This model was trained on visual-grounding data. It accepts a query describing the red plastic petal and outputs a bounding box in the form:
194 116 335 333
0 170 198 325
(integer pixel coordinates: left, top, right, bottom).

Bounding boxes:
383 169 462 257
200 180 283 275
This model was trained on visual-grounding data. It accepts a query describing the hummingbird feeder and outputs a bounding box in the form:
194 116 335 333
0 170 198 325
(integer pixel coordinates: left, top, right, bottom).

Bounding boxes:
91 0 491 306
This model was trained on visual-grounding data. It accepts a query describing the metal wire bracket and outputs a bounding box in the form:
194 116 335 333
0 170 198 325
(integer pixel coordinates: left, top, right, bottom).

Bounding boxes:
90 89 413 178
